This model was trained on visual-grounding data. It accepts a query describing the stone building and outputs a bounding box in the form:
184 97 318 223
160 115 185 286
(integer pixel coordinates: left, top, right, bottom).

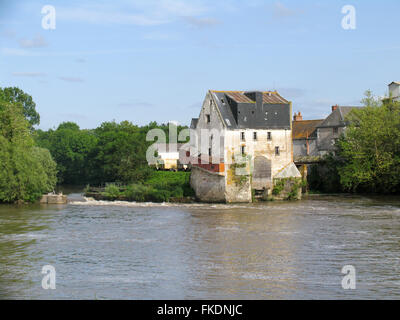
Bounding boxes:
292 112 323 158
189 90 301 203
153 143 186 170
316 105 362 155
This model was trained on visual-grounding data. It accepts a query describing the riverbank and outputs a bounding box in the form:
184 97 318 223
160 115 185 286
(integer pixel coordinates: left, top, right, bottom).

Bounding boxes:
84 171 195 203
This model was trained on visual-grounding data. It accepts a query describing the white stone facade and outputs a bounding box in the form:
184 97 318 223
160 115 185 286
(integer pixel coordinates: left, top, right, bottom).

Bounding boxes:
190 90 300 203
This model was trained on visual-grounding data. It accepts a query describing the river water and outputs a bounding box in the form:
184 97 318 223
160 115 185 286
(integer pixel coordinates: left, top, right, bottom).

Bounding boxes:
1 192 400 300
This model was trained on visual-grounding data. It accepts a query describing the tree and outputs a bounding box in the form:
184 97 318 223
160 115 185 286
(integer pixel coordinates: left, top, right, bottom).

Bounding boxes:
35 122 98 184
0 87 40 127
336 91 400 193
0 100 57 203
90 121 152 184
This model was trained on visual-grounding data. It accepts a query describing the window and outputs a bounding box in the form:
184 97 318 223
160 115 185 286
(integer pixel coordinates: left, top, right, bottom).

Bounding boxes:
333 127 338 135
209 148 212 156
253 132 257 141
267 132 272 140
241 132 245 141
275 146 280 156
206 114 210 123
241 145 246 155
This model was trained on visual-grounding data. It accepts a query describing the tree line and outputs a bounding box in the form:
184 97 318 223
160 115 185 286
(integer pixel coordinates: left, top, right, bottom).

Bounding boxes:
1 86 400 203
35 120 188 186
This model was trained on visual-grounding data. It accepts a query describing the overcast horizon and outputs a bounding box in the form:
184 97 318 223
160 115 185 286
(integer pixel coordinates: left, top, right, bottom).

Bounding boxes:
1 0 399 130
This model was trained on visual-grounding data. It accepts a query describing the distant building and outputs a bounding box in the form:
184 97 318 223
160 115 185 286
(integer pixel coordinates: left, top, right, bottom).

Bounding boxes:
153 143 186 171
316 105 363 155
292 112 323 157
388 82 400 101
189 90 301 203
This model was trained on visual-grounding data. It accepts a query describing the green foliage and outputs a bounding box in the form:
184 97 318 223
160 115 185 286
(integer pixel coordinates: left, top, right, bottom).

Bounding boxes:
286 178 305 200
86 171 193 203
272 179 285 195
35 122 98 184
272 177 304 200
0 87 40 128
101 184 121 200
336 94 400 193
309 91 400 194
36 120 189 186
0 99 57 203
230 154 250 187
308 156 343 193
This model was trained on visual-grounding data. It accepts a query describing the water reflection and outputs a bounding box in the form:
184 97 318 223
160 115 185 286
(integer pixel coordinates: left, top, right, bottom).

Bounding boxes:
0 204 54 299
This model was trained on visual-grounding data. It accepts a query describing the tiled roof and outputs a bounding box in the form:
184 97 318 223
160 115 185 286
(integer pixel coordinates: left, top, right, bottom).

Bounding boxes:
212 90 288 104
292 120 323 140
210 90 291 130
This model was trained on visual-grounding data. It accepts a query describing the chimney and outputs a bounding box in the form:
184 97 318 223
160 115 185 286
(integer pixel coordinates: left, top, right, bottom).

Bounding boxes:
332 105 339 112
293 112 303 121
244 91 263 108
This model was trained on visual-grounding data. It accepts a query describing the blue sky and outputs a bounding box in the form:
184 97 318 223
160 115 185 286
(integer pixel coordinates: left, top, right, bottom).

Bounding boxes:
1 0 400 130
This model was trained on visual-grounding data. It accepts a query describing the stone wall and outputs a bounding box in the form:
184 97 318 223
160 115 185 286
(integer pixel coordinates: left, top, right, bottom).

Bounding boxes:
190 166 225 203
225 163 252 203
317 127 345 153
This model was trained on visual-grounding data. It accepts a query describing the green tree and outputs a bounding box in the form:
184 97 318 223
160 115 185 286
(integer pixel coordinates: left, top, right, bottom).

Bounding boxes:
91 121 152 184
336 91 400 193
0 101 57 203
35 122 98 184
0 87 40 127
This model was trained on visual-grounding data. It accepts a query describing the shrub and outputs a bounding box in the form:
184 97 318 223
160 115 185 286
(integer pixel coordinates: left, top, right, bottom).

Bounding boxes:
102 184 121 200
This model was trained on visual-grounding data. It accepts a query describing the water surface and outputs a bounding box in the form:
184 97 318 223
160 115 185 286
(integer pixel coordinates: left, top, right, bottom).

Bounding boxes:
1 193 400 299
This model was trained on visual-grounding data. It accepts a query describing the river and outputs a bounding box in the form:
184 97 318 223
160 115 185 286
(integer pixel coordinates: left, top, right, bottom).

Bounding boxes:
1 192 400 299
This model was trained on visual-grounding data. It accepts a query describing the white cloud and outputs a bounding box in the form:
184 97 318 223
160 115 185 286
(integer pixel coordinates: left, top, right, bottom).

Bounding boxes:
12 72 46 77
273 1 303 18
57 0 210 26
58 76 84 83
182 16 220 28
58 7 168 26
19 35 48 48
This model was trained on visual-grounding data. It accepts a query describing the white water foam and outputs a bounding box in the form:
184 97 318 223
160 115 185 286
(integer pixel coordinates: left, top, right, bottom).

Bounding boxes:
69 197 268 211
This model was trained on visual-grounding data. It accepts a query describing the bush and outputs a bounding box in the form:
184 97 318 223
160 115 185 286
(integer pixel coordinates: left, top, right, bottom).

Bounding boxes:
102 184 121 200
